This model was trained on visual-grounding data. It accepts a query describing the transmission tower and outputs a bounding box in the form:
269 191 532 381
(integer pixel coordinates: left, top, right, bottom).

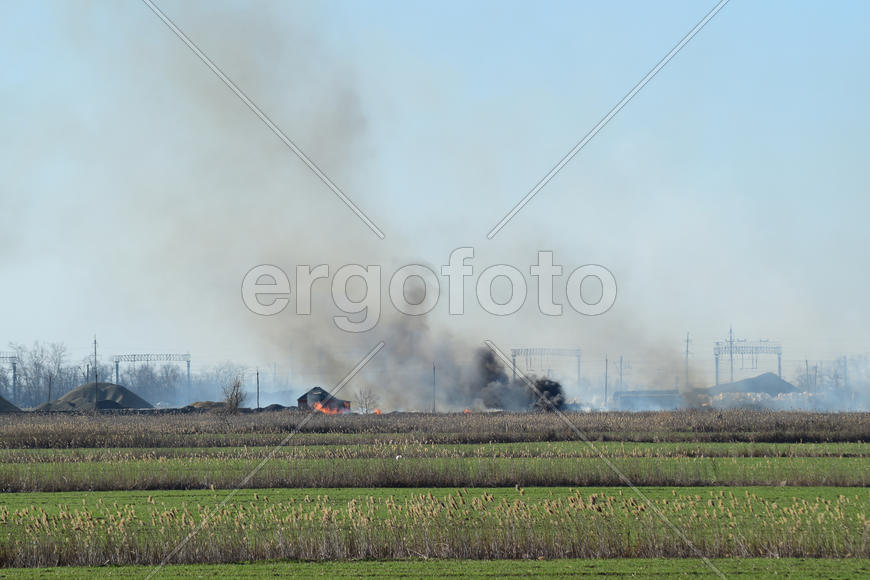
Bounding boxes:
713 330 781 385
0 352 19 402
684 332 691 388
110 353 192 390
510 348 582 386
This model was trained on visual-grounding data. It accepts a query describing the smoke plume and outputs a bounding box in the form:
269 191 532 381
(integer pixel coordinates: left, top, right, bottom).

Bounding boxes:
462 348 565 411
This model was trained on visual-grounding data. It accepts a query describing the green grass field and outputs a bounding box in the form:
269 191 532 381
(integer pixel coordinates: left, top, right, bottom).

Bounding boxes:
3 486 869 566
2 442 868 491
3 558 870 579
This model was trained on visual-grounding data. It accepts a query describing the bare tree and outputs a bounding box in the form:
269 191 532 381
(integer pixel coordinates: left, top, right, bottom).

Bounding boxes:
222 377 247 413
2 342 81 407
10 342 47 408
48 343 66 378
354 385 379 414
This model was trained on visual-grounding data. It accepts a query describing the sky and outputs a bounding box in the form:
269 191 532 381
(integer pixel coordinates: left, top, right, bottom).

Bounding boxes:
1 0 869 393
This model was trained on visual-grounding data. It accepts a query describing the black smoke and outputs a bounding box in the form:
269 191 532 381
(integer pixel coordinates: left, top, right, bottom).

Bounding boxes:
467 348 565 412
531 378 566 411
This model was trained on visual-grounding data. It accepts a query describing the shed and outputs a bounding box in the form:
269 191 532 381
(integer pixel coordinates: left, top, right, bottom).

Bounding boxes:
297 387 351 412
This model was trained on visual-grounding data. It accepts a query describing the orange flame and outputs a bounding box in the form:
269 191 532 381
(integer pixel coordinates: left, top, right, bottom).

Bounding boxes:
313 402 341 415
373 409 382 415
464 408 472 414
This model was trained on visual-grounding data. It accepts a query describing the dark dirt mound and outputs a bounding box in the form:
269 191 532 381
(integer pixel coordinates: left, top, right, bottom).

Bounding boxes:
183 401 254 414
0 395 22 413
711 372 799 397
189 400 225 411
38 382 153 411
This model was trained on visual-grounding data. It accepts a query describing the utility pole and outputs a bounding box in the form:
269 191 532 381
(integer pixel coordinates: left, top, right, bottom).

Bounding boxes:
604 355 609 410
805 359 810 391
432 363 436 414
728 326 734 384
777 351 782 379
0 355 19 402
576 352 581 388
684 332 691 388
93 336 98 411
256 369 260 409
619 355 623 388
47 373 52 404
843 356 848 389
714 352 719 386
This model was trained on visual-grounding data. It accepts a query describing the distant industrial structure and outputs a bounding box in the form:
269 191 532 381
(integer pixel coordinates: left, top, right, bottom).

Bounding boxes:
110 353 192 388
510 348 582 386
713 327 782 385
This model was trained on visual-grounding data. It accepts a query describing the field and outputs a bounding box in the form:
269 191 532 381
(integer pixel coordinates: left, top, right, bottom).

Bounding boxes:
1 447 868 490
5 558 870 579
1 410 869 577
6 558 870 579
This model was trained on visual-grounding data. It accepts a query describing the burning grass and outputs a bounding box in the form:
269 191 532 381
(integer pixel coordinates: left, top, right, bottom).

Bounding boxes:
2 486 869 567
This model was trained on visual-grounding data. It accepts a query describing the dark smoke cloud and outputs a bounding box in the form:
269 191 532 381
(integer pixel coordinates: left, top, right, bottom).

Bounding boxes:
462 348 566 411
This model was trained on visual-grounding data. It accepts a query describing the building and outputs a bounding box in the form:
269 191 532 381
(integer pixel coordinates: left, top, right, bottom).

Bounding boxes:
297 386 351 412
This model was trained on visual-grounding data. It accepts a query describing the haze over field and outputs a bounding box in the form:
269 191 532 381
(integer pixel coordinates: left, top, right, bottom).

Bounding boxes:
2 1 869 404
3 6 870 578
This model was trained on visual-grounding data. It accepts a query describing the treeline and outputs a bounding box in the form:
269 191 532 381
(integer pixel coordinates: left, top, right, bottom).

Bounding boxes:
0 342 247 409
0 343 79 409
792 353 870 391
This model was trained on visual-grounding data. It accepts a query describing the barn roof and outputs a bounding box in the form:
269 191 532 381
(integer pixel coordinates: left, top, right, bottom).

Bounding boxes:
297 387 349 402
710 372 798 396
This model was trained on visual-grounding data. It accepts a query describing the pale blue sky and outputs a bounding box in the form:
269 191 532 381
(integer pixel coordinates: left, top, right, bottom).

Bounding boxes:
1 1 868 387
